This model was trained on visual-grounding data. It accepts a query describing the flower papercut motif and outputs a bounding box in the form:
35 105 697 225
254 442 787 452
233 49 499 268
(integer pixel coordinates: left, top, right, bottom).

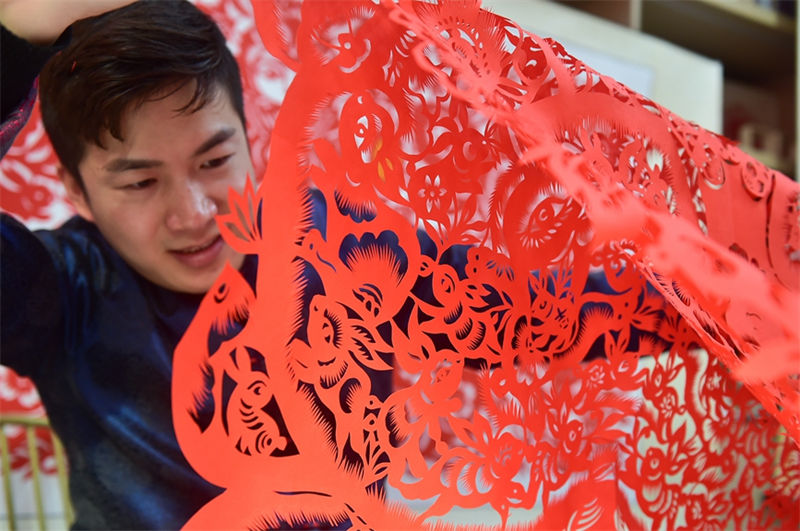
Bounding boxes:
332 22 371 73
642 359 688 440
440 412 531 526
409 165 454 219
420 174 447 212
586 362 607 389
479 431 528 518
488 432 525 482
338 231 410 324
695 362 740 454
217 177 263 255
682 493 729 531
655 392 681 422
626 425 701 529
375 352 468 502
702 364 727 398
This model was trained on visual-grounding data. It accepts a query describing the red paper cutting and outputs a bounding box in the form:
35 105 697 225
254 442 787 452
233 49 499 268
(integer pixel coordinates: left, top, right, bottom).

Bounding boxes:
172 1 800 528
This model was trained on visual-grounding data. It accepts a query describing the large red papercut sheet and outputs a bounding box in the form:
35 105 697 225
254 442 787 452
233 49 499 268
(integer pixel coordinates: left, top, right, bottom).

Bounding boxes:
169 0 800 528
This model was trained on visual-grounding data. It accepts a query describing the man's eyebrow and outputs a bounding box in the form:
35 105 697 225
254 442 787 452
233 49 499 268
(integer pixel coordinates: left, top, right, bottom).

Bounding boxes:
102 128 237 174
193 127 236 157
104 158 163 173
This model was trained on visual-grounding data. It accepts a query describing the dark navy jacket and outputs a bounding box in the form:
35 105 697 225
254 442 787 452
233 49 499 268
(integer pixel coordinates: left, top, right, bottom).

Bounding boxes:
1 214 235 529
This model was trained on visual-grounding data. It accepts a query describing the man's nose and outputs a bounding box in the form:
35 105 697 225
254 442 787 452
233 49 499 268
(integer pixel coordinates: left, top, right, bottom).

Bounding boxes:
165 182 218 232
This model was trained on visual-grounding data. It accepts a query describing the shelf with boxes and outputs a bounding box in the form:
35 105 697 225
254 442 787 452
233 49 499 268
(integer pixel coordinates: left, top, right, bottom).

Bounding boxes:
560 0 796 177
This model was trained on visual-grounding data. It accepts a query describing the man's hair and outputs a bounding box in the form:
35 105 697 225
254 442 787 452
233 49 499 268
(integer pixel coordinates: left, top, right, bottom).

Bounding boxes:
39 0 246 189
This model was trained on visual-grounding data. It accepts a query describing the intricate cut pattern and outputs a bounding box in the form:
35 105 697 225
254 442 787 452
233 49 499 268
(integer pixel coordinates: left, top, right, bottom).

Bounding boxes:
173 1 799 528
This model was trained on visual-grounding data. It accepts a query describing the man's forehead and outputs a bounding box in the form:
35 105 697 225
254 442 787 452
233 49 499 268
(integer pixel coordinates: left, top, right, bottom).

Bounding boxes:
108 83 230 140
99 96 236 152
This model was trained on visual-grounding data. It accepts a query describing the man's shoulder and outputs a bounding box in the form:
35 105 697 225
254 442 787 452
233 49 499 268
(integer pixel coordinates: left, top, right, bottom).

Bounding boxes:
2 212 99 243
37 214 104 243
3 213 130 291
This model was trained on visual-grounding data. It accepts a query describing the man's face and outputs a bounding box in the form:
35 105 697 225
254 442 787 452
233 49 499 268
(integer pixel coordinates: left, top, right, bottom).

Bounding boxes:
65 84 254 294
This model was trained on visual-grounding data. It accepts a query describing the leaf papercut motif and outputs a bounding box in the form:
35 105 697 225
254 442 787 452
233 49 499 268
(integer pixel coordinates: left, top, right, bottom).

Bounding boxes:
217 177 263 254
168 0 800 530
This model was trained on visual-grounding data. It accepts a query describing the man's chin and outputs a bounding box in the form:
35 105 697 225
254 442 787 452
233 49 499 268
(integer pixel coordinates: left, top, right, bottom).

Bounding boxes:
172 249 245 294
135 246 245 294
145 265 225 295
160 276 216 295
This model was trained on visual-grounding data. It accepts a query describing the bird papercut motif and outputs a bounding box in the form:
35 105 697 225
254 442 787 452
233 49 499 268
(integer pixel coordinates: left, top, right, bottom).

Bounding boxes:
171 0 800 529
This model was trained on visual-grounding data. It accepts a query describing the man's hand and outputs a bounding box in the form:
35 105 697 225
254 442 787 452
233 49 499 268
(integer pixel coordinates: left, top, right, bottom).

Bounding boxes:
0 0 136 45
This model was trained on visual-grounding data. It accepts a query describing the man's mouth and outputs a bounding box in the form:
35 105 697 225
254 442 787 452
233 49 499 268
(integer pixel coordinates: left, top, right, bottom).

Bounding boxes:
173 236 220 254
170 235 225 268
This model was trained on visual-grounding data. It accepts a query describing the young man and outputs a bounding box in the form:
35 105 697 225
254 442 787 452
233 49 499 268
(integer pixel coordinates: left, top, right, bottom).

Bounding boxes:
1 1 259 527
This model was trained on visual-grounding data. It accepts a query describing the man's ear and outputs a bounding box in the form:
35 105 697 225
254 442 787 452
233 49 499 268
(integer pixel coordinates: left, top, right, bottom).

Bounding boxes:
58 166 95 222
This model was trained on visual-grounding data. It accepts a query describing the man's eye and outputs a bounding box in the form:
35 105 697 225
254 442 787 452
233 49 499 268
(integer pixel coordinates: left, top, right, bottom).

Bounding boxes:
122 179 156 190
200 154 233 169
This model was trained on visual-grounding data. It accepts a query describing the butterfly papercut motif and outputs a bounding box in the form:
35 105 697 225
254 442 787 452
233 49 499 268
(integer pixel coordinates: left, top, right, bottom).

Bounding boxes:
172 0 800 529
